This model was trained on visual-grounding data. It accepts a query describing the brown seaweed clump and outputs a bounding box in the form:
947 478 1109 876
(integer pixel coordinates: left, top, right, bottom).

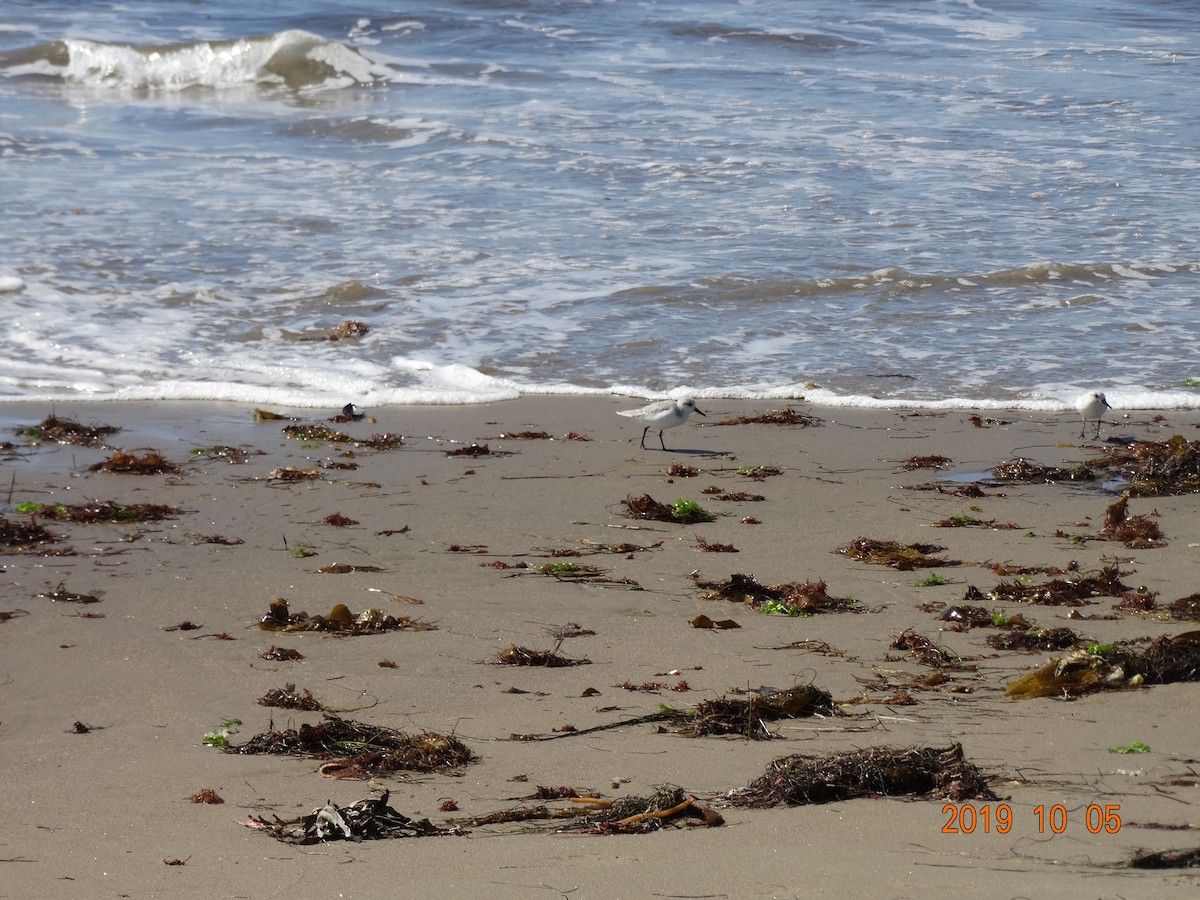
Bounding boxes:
258 598 435 635
713 408 822 427
258 684 324 711
673 685 835 739
902 455 951 470
490 644 590 667
1005 631 1200 700
21 500 181 523
990 458 1100 484
21 415 120 447
985 564 1128 606
228 715 476 779
622 494 716 524
692 573 858 614
247 791 455 844
0 515 61 549
730 743 997 807
282 424 354 443
88 450 182 475
985 627 1086 652
1102 494 1165 548
1129 847 1200 869
837 538 959 570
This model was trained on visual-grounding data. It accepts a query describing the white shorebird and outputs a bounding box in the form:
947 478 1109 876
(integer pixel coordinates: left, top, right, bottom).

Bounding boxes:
1075 390 1112 439
617 398 706 450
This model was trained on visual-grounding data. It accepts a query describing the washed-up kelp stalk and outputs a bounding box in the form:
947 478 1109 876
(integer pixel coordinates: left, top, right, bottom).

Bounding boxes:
730 743 997 807
1005 631 1200 700
673 685 835 739
246 790 458 844
837 538 960 570
258 598 435 634
692 573 859 613
226 714 476 778
974 564 1129 606
455 785 722 835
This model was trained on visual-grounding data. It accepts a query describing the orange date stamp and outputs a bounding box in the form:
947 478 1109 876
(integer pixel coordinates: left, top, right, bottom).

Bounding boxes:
941 803 1122 835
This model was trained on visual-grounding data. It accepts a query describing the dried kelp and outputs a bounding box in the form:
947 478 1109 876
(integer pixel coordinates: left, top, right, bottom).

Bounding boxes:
1102 494 1165 548
1005 632 1200 700
258 598 435 635
672 685 835 739
88 450 181 475
985 564 1128 606
20 415 120 447
490 644 590 667
837 537 960 570
228 714 477 778
713 408 822 427
730 743 997 807
258 684 324 711
692 573 858 613
0 515 60 548
247 791 455 844
19 500 181 523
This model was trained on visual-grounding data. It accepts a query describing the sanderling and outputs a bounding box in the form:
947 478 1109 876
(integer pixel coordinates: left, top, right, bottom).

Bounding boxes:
617 398 706 450
1075 390 1111 439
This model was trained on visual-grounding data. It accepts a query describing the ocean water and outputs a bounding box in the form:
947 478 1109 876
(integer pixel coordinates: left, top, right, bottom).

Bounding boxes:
2 0 1199 411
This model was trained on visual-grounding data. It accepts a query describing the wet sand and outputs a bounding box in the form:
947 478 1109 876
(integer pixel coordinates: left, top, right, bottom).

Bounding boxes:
3 397 1200 898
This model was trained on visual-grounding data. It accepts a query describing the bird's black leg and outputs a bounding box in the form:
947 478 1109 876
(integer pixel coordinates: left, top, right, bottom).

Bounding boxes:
658 430 667 451
639 426 650 450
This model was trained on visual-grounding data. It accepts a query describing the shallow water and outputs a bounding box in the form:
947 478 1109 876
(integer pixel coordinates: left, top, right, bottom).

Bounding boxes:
2 0 1199 409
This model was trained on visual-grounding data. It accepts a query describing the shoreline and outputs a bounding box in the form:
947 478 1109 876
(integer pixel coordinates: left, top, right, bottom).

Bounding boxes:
4 397 1200 897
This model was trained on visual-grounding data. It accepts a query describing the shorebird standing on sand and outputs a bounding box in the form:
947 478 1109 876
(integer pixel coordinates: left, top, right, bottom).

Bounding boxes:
617 398 706 450
1075 390 1111 440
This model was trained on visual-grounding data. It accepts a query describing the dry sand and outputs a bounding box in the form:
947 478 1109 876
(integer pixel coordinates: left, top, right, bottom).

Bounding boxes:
2 397 1200 899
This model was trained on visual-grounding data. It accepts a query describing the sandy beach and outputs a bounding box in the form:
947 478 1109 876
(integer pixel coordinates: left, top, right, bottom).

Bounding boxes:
3 396 1200 899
